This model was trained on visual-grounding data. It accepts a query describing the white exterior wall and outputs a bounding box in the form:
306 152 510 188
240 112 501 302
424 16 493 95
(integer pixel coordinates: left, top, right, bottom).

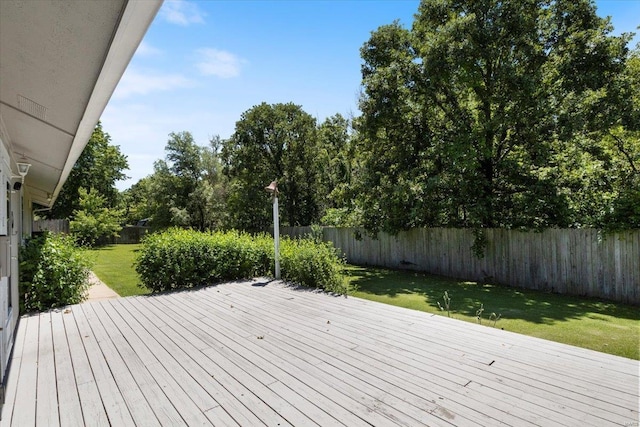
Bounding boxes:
0 138 22 389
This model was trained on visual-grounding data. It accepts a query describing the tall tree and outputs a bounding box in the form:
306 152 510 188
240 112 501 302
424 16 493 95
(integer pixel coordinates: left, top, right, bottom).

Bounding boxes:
604 46 640 229
316 114 364 226
140 132 227 231
316 114 355 209
357 21 443 232
222 102 320 230
120 177 155 226
46 121 128 219
69 188 123 247
357 0 632 232
556 45 640 229
161 131 202 225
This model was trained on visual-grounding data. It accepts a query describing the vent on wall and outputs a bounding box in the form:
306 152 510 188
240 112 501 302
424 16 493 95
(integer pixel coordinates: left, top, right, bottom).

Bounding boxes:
17 95 47 121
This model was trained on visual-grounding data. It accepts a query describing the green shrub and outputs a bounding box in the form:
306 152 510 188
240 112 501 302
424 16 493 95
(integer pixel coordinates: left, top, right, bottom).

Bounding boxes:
19 233 92 312
135 228 271 292
280 237 347 294
70 187 123 247
135 228 346 294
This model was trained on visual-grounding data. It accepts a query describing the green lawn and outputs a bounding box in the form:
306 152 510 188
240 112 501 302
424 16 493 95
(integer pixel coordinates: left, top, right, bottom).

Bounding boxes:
346 265 640 360
90 244 149 297
89 245 639 359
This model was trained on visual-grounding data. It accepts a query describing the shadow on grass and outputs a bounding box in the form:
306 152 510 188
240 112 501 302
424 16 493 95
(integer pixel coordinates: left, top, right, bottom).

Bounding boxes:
90 244 141 252
346 265 640 325
90 244 117 251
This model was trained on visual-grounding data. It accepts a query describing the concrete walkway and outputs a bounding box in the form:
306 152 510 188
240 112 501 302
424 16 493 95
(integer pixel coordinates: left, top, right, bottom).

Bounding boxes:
86 271 120 301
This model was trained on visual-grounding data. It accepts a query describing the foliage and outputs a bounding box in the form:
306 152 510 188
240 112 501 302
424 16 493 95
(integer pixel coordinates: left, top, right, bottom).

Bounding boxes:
552 49 639 230
475 303 485 325
222 102 322 229
470 228 488 259
135 228 269 292
135 228 346 294
120 177 155 226
355 0 635 233
316 114 360 215
280 237 347 293
70 188 123 247
437 290 451 317
600 50 640 229
123 110 357 232
489 312 502 327
320 207 364 227
125 133 228 230
120 1 638 234
19 233 92 312
47 122 128 219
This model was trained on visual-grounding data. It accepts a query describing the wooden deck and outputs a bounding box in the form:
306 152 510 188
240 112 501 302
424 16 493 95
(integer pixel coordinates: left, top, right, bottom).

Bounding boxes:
1 279 638 426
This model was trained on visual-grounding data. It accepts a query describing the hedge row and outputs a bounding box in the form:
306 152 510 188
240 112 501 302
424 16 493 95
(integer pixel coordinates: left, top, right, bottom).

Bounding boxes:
135 228 347 294
19 232 91 312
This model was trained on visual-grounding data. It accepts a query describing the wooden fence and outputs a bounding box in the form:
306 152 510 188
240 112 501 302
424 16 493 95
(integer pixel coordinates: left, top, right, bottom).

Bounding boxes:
31 221 149 244
32 219 69 234
281 227 640 304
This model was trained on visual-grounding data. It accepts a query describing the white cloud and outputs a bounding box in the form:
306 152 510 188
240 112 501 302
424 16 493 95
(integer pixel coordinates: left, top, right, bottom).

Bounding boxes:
160 0 205 26
195 48 245 78
102 102 235 189
135 41 163 57
112 68 193 99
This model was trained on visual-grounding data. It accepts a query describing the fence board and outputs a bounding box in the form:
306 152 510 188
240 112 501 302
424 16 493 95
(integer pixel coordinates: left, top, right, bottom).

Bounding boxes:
283 227 640 305
32 219 69 234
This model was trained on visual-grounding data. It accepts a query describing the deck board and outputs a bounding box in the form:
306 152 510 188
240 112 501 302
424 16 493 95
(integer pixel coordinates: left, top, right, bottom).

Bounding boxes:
232 282 639 413
148 295 323 426
206 284 566 426
1 279 638 426
61 308 110 427
9 315 39 427
72 303 136 426
89 302 187 426
1 310 27 426
213 286 565 425
113 297 270 426
80 302 160 426
163 292 410 427
50 310 84 427
35 313 59 427
184 287 488 426
223 284 631 425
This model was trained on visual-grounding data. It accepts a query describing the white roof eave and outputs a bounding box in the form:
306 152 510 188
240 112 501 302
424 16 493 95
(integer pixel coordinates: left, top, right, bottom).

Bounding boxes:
49 0 163 206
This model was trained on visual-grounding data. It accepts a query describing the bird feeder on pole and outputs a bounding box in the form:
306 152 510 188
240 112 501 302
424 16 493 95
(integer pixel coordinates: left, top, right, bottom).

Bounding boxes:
265 180 280 279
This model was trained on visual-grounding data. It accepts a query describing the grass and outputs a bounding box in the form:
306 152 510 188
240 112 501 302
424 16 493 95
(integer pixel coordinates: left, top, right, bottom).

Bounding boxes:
89 244 639 360
345 265 640 360
90 244 149 297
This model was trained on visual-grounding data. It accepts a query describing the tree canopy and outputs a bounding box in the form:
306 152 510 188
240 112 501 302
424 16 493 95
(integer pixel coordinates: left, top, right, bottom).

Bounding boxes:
221 102 322 229
46 122 128 219
355 0 635 233
118 0 638 234
126 132 228 231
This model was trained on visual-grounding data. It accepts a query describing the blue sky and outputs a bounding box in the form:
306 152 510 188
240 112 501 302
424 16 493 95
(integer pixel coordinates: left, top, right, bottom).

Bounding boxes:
101 0 640 190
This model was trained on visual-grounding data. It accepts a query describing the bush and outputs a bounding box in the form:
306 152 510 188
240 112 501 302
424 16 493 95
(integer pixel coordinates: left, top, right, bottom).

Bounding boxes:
135 228 346 294
70 187 123 247
19 233 92 312
135 229 271 292
280 238 347 294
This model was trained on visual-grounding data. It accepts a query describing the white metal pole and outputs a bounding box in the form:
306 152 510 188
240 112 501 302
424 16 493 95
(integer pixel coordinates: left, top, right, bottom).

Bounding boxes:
273 194 280 279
